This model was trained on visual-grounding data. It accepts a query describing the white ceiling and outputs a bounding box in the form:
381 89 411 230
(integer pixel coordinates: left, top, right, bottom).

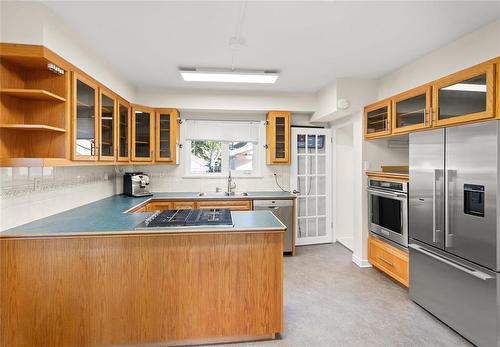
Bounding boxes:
43 1 500 93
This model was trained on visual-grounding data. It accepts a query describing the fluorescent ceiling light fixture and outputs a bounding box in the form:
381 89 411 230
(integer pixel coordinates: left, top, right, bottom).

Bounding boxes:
180 69 279 84
442 83 487 92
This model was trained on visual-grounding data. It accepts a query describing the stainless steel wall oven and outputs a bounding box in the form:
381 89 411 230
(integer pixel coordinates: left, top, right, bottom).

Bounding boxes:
367 179 408 247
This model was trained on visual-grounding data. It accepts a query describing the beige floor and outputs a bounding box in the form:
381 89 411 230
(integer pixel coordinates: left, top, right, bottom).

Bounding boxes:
215 243 471 347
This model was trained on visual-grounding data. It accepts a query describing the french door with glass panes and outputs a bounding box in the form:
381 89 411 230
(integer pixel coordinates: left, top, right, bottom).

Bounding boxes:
291 127 332 245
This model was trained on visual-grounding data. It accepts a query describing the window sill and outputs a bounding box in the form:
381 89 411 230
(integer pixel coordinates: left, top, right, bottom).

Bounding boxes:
183 175 264 179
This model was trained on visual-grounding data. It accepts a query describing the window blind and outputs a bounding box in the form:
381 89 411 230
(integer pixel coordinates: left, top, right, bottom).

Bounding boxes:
183 120 261 142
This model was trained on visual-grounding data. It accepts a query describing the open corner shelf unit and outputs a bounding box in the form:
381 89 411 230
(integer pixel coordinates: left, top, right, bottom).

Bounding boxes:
0 43 70 165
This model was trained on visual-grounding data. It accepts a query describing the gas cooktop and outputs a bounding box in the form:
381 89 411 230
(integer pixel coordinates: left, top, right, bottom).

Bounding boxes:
140 208 233 228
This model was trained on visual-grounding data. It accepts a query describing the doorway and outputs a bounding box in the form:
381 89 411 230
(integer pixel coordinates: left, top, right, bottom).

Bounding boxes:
291 127 333 245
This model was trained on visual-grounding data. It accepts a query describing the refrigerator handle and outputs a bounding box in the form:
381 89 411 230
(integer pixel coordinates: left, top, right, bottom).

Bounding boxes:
409 244 494 281
432 169 437 243
445 169 456 247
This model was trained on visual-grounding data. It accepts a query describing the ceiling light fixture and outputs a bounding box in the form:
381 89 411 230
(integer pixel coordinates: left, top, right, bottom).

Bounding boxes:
180 69 279 84
442 83 487 92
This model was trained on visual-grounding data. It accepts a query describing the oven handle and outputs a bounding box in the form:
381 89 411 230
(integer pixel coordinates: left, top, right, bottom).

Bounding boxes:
409 244 494 281
367 188 407 200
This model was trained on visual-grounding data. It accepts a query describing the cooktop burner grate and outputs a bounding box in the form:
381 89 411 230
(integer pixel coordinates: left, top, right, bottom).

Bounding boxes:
144 208 233 228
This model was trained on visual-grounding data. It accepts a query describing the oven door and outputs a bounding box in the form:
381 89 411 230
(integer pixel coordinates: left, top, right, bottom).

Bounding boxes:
367 188 408 247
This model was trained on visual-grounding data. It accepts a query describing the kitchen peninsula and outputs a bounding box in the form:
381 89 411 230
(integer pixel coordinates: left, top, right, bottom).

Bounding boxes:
0 194 286 347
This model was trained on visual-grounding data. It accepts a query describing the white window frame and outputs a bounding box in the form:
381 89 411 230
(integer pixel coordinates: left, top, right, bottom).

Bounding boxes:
183 122 264 178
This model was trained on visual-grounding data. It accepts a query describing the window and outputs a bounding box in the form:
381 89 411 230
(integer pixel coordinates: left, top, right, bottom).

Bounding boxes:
190 140 222 174
229 142 253 171
183 120 263 178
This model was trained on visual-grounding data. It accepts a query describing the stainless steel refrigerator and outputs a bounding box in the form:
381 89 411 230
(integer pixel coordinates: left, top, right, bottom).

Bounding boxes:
409 120 500 347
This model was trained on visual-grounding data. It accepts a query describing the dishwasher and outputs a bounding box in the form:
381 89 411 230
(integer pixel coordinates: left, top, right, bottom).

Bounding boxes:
253 199 294 254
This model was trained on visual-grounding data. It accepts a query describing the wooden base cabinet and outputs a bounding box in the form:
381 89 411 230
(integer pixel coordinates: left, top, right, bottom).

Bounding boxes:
0 232 283 347
368 235 409 287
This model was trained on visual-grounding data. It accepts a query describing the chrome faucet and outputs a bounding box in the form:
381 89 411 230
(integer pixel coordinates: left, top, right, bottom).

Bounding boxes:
227 170 236 194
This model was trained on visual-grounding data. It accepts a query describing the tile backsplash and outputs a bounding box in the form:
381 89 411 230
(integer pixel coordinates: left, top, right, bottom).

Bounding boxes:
0 164 291 231
0 166 120 231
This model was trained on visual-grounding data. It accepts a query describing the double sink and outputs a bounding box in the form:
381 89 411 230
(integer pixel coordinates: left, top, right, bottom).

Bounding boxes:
197 192 249 197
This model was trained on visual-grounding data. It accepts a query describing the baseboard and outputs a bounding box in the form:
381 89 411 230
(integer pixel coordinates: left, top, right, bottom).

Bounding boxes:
337 237 353 250
352 253 372 268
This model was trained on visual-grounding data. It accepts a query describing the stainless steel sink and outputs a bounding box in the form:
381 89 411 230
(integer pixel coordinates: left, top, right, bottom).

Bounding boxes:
197 192 248 197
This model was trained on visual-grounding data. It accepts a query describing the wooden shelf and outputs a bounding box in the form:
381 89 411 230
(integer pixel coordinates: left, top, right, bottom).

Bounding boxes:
0 88 66 102
0 124 66 133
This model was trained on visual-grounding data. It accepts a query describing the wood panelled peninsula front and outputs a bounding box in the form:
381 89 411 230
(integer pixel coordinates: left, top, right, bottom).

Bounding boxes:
0 232 283 347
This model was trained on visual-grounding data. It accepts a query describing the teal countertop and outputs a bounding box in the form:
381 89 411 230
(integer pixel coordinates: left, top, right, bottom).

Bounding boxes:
1 192 291 238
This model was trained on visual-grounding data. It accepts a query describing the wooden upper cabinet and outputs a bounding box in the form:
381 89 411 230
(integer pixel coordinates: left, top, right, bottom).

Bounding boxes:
131 105 155 161
364 100 391 139
72 72 98 160
155 108 179 163
117 99 130 162
432 62 495 127
266 111 291 164
98 89 116 161
392 85 432 134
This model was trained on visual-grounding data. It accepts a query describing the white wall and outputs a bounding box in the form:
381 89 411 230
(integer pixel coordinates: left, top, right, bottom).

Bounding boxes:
135 88 317 114
0 166 120 231
0 1 136 101
378 19 500 99
334 123 354 250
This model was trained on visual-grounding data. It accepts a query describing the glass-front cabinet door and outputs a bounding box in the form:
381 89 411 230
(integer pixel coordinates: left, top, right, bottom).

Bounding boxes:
155 108 179 162
433 62 495 127
117 99 130 161
266 111 291 164
73 73 98 160
364 100 391 139
99 90 116 161
131 105 154 161
392 85 431 134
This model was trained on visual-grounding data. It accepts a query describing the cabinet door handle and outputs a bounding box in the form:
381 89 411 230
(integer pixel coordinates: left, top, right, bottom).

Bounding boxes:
377 256 394 267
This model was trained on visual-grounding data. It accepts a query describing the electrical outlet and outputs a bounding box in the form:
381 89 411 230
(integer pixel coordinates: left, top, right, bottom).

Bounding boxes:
34 177 42 191
104 173 109 181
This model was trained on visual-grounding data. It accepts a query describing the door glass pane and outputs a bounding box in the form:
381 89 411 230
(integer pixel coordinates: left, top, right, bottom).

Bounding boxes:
317 196 326 215
308 156 316 174
317 176 326 194
395 93 426 128
119 104 128 157
307 135 316 154
76 80 95 156
298 218 307 239
438 74 487 120
371 195 402 234
308 218 317 237
307 197 316 216
366 106 388 134
298 156 306 175
159 114 171 159
317 135 325 154
318 217 327 236
297 134 306 154
100 94 114 157
275 117 286 158
135 111 150 158
317 156 326 174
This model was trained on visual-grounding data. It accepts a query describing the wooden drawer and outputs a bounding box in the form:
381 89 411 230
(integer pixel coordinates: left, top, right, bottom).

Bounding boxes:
145 201 173 212
172 201 196 210
196 200 252 211
368 235 409 287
